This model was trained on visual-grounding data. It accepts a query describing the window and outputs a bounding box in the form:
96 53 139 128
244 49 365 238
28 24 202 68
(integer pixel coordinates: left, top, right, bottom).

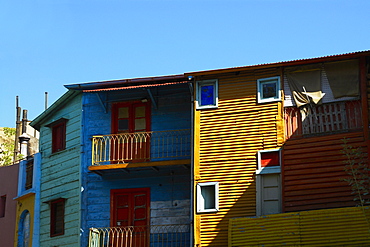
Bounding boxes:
256 149 281 174
25 160 34 190
51 119 67 153
0 195 6 218
196 79 218 109
50 198 65 237
197 182 219 213
257 76 281 103
111 101 151 162
256 149 281 216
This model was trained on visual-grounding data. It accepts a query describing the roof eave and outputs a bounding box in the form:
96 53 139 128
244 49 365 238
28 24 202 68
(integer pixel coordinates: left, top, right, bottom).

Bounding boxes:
30 90 80 130
185 50 370 77
64 74 187 91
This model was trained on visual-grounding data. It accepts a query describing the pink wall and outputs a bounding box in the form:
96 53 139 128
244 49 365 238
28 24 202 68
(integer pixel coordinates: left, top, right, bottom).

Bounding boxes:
0 164 19 247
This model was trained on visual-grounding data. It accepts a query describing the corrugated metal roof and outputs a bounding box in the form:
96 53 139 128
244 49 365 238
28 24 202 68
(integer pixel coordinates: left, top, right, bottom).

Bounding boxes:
185 50 370 76
64 50 370 91
83 80 188 92
65 74 187 91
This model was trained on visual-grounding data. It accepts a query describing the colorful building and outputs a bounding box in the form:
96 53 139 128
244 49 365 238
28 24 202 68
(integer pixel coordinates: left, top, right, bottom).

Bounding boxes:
186 50 370 246
26 50 370 246
14 154 41 247
30 90 82 246
65 75 192 247
0 164 19 247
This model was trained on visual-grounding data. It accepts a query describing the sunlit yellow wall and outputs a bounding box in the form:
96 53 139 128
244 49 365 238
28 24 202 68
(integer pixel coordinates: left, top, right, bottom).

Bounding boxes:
229 206 370 246
193 67 284 246
14 194 35 247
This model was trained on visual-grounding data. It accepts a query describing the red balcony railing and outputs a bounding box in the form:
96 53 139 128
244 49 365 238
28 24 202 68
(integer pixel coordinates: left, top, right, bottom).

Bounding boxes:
285 100 362 138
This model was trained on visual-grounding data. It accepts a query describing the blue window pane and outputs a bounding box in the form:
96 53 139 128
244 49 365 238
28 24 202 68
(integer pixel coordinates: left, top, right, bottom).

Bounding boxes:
262 82 277 99
200 85 215 106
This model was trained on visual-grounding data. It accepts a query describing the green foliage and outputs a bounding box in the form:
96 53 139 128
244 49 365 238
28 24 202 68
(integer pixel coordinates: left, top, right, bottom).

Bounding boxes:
341 138 369 207
0 127 16 166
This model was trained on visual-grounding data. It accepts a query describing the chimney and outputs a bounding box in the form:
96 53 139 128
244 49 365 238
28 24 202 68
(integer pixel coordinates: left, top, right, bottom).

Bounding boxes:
18 109 30 159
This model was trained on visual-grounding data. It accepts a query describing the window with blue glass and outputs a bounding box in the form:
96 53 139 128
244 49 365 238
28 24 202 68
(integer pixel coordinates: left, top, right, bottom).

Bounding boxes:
257 76 281 103
196 79 218 109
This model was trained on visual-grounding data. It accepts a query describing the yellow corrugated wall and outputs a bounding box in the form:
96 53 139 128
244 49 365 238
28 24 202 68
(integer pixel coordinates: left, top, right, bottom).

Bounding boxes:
194 68 283 246
229 206 370 246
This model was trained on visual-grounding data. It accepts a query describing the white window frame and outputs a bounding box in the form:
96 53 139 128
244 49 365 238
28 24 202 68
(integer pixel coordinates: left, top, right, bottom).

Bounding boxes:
257 76 281 103
196 79 218 109
256 148 282 216
256 148 281 175
196 182 219 213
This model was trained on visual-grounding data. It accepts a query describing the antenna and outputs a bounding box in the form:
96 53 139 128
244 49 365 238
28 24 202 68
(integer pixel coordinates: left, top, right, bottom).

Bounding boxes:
14 96 21 163
45 92 48 110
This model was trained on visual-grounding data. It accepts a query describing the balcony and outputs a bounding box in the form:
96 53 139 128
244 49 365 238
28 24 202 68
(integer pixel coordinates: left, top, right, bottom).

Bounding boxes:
90 129 191 171
88 224 190 247
284 100 362 138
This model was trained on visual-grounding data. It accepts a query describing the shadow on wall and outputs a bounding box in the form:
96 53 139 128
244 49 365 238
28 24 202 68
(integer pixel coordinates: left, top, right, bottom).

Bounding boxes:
200 177 256 247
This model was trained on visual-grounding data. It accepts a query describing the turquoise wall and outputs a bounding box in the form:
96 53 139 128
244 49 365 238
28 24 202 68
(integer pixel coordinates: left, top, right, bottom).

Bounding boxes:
38 92 82 247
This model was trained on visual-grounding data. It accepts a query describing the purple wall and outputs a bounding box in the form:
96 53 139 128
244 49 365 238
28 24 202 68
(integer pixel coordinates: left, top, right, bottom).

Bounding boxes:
0 163 19 247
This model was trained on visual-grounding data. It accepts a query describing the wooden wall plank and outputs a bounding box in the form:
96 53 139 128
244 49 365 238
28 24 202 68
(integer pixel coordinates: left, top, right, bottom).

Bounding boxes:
283 131 366 212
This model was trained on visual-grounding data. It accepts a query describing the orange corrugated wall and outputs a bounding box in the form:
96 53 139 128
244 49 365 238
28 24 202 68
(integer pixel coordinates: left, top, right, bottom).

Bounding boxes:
283 131 367 212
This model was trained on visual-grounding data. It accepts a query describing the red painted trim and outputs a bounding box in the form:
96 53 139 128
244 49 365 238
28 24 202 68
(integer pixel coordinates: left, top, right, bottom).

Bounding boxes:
111 101 151 134
51 120 66 153
50 198 65 237
359 57 370 158
281 147 286 213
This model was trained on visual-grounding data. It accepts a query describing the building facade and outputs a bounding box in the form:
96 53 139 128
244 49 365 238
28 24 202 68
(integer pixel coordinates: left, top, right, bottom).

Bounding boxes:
31 91 82 246
187 50 370 246
0 163 19 247
65 75 192 247
26 50 370 246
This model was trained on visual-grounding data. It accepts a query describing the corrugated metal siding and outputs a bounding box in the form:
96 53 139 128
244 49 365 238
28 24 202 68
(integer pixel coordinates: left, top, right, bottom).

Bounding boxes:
195 68 283 246
283 131 366 212
229 206 370 246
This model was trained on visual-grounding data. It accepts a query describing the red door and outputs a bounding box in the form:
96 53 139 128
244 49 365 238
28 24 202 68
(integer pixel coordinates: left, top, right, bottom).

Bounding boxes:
111 188 150 247
111 102 151 162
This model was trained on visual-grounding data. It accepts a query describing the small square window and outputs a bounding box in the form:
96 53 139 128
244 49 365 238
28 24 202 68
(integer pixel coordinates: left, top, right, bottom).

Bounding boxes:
50 198 65 237
256 149 281 174
196 80 218 109
51 120 67 153
257 77 281 103
197 182 219 213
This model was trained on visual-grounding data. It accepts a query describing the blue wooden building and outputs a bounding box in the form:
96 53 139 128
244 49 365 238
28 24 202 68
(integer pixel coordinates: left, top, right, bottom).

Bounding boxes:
65 74 192 246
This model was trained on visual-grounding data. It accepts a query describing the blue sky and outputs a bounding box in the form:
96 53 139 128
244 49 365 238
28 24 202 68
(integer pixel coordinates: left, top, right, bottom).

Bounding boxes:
1 0 369 128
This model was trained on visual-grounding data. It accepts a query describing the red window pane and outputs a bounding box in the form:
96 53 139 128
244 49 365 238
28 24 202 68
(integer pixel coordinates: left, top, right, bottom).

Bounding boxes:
261 151 280 167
